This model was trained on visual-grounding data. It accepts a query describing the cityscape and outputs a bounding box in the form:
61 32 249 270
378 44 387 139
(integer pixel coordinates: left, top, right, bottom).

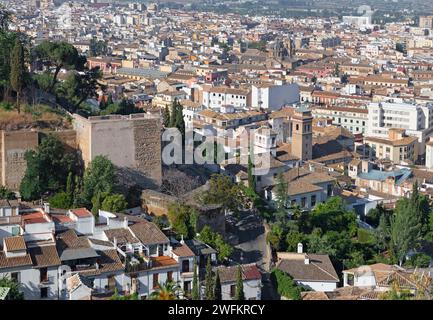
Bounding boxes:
0 0 433 303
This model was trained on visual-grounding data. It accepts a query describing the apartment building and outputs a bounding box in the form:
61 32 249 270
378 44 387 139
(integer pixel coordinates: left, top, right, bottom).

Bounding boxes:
201 86 250 109
364 128 419 165
312 105 368 134
366 102 433 156
251 83 300 111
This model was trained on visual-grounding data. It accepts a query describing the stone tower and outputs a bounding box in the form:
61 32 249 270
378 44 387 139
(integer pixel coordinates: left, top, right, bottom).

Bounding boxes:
291 107 313 161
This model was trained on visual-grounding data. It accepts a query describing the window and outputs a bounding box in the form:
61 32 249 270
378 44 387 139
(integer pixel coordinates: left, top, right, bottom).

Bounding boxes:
11 272 19 282
230 284 236 298
40 287 48 299
327 184 333 197
153 274 159 289
167 271 173 282
301 197 306 207
182 260 190 273
40 267 48 283
311 195 317 207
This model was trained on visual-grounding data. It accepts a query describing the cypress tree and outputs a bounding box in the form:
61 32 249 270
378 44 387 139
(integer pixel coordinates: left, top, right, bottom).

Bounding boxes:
235 264 245 300
192 260 200 300
204 258 215 300
163 105 171 127
66 172 74 206
10 38 25 114
175 100 185 137
214 270 222 300
247 153 256 191
169 100 177 128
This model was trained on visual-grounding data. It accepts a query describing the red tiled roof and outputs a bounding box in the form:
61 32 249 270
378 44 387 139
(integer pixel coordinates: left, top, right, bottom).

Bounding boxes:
21 212 48 224
70 208 92 218
52 215 74 223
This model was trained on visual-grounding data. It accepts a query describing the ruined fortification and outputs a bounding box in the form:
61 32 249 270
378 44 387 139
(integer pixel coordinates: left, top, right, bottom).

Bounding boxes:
0 129 77 190
73 113 162 189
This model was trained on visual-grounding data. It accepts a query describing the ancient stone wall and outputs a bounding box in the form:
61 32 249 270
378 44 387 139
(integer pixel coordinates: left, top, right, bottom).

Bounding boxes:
73 113 162 189
132 117 162 188
1 130 39 190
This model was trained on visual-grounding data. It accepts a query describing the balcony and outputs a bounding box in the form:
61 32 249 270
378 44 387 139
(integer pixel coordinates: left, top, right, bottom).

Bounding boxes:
39 276 55 287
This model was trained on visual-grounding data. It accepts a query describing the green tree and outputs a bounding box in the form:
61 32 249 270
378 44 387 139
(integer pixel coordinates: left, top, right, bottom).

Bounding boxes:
274 173 288 222
167 203 194 239
286 230 305 252
390 197 422 266
65 172 74 202
149 281 180 300
48 192 72 209
10 37 25 113
247 153 256 191
33 40 85 93
20 135 80 200
0 277 24 300
163 105 171 127
91 191 103 217
235 264 245 300
20 150 42 200
199 174 242 213
174 99 185 137
204 258 215 300
0 185 15 200
192 260 200 300
309 197 357 236
271 269 301 300
214 270 222 300
101 194 127 213
61 67 102 111
80 155 115 208
197 225 233 261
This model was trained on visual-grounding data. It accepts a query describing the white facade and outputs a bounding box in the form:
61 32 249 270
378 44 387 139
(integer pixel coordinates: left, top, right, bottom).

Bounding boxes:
296 280 337 292
251 84 300 111
202 89 248 109
221 279 262 300
367 102 433 155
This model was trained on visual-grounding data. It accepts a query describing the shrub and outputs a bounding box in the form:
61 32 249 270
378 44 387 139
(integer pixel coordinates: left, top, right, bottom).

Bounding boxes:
405 253 431 268
271 269 301 300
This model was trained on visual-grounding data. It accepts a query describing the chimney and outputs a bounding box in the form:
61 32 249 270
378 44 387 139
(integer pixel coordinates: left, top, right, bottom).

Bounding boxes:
123 217 128 228
113 237 117 248
180 234 185 245
297 242 303 254
304 254 310 265
43 202 50 214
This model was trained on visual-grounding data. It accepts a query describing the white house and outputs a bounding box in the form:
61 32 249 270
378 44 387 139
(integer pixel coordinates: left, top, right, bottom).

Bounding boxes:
216 263 262 300
275 244 339 292
251 83 300 111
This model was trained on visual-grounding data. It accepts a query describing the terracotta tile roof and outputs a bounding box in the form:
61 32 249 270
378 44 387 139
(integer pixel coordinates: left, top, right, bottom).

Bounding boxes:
301 291 330 300
21 212 49 224
70 208 93 218
150 256 178 269
51 215 74 223
57 229 91 250
0 251 33 270
104 228 139 245
217 263 262 283
29 245 61 268
80 249 124 277
172 243 195 258
4 236 26 252
129 221 169 245
287 181 323 196
276 252 339 282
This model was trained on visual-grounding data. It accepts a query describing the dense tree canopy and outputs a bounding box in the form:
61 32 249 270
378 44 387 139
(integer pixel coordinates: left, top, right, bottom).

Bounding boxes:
20 135 81 200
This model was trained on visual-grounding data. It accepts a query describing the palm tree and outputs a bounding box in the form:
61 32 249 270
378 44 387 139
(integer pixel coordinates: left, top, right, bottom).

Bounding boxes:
149 281 181 300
